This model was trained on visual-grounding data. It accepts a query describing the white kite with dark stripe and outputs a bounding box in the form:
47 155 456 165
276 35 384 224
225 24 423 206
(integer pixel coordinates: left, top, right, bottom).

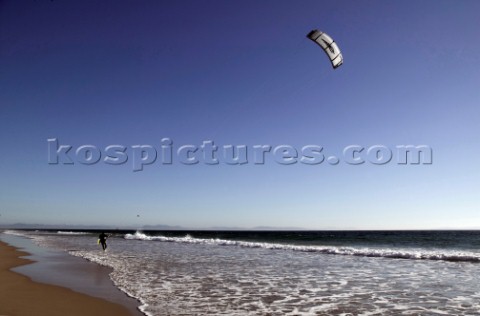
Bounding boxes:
307 29 343 69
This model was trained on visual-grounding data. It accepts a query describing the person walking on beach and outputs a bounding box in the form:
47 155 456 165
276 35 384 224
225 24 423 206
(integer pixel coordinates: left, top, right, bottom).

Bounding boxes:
99 232 109 251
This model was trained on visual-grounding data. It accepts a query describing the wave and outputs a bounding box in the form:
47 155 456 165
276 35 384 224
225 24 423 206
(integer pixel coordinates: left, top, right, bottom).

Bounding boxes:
56 231 90 235
4 230 90 236
3 230 29 237
124 231 480 263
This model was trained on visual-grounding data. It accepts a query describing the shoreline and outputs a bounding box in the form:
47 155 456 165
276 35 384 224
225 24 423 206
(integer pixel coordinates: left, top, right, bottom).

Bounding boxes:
0 238 140 316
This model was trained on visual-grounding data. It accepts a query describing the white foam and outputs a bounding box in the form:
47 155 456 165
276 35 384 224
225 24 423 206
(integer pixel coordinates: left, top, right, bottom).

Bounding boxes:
57 231 89 235
70 250 153 316
3 230 29 237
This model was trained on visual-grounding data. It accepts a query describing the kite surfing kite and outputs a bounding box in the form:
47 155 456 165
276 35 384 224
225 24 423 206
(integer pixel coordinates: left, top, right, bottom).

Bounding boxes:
307 29 343 69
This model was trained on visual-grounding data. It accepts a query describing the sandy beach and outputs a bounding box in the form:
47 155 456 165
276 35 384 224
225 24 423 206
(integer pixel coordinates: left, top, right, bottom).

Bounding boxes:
0 241 134 316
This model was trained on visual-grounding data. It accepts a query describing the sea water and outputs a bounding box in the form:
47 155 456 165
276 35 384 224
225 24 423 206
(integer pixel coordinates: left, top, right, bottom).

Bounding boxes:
4 230 480 315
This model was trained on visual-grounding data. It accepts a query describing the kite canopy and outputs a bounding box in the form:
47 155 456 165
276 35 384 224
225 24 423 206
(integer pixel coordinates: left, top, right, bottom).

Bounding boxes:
307 30 343 69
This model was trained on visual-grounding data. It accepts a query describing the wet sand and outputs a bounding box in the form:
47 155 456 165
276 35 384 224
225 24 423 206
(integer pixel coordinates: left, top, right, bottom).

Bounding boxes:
0 241 134 316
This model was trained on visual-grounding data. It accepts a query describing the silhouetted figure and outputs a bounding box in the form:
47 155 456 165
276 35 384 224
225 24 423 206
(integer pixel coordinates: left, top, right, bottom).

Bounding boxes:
99 232 108 251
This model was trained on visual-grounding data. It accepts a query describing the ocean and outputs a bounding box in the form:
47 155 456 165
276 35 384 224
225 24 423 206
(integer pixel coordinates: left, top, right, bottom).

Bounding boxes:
4 229 480 315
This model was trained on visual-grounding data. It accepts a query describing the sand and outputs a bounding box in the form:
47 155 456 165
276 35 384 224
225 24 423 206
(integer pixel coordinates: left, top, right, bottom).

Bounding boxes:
0 241 133 316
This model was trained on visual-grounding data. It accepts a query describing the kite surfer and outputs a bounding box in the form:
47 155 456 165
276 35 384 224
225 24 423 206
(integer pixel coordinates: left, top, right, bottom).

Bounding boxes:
98 232 109 251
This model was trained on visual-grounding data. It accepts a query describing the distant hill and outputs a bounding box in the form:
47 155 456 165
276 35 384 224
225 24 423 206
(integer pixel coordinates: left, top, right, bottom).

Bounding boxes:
0 223 308 231
0 223 117 230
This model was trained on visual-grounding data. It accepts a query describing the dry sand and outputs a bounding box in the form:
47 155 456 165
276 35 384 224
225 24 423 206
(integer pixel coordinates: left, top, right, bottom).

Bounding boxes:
0 241 133 316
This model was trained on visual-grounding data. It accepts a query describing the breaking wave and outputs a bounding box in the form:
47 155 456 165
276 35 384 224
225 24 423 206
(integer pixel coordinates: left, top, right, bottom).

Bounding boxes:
57 231 90 235
125 231 480 263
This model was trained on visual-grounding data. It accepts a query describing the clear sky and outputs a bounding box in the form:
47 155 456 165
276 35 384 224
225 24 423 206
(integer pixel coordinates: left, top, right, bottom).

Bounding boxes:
1 0 479 229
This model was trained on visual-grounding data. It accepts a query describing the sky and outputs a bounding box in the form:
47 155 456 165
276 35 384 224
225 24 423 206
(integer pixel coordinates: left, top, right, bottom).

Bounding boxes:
1 0 479 229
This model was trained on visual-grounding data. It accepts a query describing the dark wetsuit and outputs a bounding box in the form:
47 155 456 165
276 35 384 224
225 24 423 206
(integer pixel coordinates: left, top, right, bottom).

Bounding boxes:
99 232 108 251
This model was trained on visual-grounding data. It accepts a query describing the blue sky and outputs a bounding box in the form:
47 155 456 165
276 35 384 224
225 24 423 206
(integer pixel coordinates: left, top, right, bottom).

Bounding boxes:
1 0 479 229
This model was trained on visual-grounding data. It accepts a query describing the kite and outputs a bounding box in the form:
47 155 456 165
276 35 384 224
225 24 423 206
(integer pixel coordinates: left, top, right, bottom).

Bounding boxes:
307 29 343 69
